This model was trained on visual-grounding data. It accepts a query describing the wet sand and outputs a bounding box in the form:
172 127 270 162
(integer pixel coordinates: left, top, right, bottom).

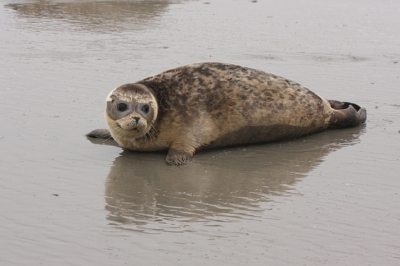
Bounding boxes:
1 0 400 265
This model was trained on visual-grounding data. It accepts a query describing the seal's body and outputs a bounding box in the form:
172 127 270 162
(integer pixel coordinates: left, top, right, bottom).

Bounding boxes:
88 62 366 165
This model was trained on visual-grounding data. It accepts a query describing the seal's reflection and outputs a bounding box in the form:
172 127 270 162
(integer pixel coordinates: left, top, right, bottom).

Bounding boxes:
5 0 171 31
103 126 365 229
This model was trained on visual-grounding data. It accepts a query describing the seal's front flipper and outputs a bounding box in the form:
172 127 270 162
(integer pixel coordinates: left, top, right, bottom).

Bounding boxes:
166 148 193 166
86 128 113 139
328 100 367 128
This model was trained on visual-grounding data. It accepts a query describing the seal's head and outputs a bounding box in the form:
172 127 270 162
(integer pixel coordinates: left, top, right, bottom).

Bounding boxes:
105 83 158 143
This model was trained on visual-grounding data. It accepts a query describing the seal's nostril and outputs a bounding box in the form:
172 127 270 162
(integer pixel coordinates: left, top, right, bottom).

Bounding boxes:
133 117 140 123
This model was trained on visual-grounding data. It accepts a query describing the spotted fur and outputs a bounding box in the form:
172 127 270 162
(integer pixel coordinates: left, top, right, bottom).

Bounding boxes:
87 62 367 165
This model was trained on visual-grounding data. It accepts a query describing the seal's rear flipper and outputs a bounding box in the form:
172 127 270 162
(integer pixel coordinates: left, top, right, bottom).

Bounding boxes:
328 100 367 128
86 128 113 139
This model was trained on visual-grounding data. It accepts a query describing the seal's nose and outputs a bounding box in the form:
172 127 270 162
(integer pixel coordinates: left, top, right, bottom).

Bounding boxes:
133 117 140 123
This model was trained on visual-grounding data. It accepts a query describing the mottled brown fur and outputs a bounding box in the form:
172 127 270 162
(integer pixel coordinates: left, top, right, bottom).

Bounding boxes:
87 62 367 165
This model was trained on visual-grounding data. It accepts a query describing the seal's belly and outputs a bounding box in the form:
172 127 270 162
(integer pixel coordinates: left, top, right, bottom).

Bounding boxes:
202 124 324 150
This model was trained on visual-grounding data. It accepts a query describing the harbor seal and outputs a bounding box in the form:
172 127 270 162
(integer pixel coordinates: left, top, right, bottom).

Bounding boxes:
87 62 367 166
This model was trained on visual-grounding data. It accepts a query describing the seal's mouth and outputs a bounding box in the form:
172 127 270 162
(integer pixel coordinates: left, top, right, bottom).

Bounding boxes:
113 118 150 140
117 123 139 132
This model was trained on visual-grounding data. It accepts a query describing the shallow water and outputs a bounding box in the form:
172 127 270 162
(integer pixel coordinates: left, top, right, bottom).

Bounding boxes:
1 0 400 265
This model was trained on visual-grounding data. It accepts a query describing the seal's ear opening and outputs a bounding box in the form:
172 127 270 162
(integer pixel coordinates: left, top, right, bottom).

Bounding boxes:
328 100 367 128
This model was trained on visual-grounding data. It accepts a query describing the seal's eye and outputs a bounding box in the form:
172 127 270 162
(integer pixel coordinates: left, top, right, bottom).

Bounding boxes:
141 104 149 113
117 103 128 112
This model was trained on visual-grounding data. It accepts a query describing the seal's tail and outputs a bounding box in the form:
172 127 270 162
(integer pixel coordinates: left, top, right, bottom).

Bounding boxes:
328 100 367 128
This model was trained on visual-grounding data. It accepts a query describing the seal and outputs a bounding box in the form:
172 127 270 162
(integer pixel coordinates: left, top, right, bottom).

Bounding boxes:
87 62 367 166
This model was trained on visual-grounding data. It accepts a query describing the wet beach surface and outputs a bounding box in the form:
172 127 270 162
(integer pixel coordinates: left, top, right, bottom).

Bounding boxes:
1 0 400 265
